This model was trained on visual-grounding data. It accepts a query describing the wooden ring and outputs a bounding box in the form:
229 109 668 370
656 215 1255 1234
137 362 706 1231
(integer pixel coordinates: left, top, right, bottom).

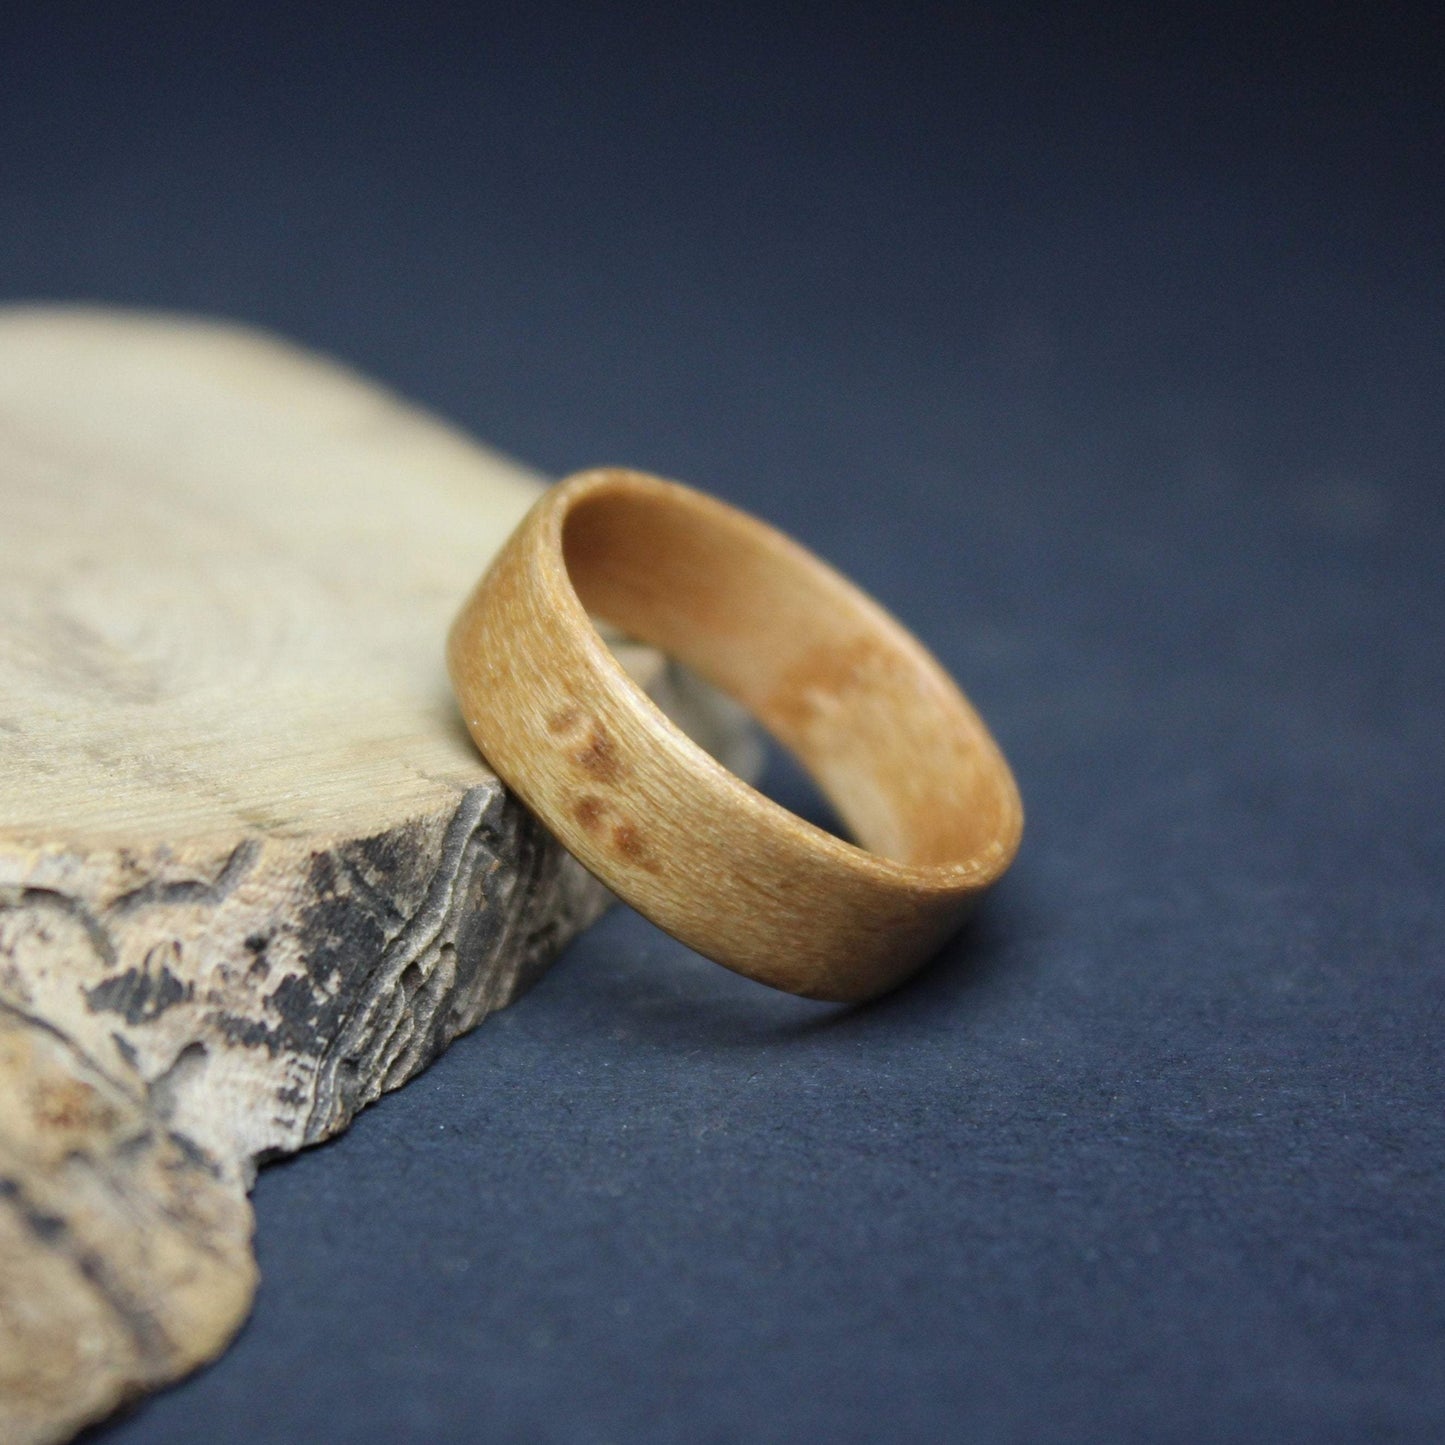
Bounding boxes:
447 469 1023 1002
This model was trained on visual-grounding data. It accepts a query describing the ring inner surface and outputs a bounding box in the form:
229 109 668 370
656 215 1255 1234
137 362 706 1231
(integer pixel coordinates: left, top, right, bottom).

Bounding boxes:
561 484 1016 874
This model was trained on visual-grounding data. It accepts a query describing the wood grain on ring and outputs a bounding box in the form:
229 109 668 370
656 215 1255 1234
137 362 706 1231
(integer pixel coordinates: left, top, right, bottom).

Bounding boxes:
448 468 1023 1002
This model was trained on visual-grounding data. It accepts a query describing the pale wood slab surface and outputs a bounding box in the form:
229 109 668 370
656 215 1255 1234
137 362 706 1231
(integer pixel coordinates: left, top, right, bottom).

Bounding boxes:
0 309 757 1443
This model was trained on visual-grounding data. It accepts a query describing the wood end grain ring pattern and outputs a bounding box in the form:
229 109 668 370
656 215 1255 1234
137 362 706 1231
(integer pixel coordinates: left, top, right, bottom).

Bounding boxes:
447 469 1023 1002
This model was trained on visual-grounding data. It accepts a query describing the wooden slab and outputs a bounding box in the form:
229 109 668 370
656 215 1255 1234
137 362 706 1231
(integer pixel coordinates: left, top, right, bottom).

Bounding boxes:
0 308 758 1444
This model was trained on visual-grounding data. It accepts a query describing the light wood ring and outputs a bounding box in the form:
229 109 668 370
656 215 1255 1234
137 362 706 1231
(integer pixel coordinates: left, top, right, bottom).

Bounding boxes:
447 469 1023 1002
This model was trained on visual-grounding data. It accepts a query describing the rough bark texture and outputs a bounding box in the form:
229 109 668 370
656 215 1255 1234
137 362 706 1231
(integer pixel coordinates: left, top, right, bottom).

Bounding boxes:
0 310 759 1443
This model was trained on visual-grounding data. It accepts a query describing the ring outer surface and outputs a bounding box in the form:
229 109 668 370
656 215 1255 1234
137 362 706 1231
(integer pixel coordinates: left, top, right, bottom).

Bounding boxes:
446 469 1022 1003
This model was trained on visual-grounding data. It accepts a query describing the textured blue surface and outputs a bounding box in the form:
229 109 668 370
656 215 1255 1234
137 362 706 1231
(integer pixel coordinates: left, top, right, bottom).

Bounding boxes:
6 5 1441 1441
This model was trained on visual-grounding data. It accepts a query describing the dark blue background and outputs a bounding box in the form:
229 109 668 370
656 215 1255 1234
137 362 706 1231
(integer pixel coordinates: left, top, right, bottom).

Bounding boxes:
6 3 1441 1440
